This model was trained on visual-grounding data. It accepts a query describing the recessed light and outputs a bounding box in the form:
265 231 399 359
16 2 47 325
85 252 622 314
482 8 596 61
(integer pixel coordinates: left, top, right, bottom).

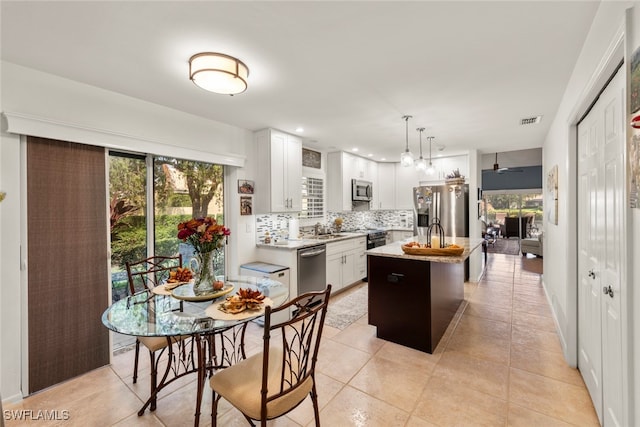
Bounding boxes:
352 148 359 152
295 127 304 133
381 157 386 161
367 154 373 157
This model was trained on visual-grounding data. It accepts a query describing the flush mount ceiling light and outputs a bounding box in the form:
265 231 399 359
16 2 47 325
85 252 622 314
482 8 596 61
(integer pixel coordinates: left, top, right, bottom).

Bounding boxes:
400 115 414 167
415 127 428 172
189 52 249 95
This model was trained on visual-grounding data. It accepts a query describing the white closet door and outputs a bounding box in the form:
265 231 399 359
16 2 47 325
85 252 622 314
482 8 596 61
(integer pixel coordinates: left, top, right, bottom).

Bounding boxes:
577 67 624 426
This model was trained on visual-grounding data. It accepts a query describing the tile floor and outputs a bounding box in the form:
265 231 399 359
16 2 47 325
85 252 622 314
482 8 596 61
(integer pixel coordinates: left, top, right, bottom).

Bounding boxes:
4 254 600 426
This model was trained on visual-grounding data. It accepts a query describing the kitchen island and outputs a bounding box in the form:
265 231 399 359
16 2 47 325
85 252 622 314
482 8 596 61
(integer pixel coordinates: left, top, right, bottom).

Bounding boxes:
367 236 483 353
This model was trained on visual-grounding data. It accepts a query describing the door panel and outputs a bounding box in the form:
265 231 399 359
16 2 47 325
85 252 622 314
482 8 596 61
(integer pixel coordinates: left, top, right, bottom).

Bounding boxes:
27 137 109 393
577 67 625 426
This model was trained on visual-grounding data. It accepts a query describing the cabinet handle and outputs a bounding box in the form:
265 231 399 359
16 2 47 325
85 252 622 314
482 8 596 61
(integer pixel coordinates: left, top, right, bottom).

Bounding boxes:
602 285 614 298
386 273 404 283
588 270 596 279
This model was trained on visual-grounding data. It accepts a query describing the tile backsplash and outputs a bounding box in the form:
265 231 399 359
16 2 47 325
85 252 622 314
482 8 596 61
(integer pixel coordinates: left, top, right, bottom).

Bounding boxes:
255 210 413 243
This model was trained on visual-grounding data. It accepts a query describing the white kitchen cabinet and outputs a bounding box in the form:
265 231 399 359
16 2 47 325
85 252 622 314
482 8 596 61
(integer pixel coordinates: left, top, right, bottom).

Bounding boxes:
419 155 469 184
326 152 377 212
325 236 366 292
395 164 422 209
255 129 302 213
374 162 395 210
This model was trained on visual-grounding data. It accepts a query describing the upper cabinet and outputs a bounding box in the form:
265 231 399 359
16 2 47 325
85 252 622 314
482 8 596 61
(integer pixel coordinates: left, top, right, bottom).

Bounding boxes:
327 151 378 212
374 162 395 210
254 129 302 213
418 155 469 184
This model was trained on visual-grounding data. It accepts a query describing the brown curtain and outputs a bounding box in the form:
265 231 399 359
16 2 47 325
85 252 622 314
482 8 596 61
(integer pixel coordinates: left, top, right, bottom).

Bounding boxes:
27 137 109 393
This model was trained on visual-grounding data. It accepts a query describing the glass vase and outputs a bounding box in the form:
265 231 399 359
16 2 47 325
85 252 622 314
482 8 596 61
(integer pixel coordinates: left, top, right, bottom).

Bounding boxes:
191 250 216 295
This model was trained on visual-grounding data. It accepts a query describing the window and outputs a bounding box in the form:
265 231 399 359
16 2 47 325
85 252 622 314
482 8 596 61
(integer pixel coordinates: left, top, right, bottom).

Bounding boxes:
300 176 324 219
109 152 226 302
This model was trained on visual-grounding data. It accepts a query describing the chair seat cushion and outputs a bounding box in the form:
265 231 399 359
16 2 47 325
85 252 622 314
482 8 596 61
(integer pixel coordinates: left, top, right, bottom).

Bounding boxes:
138 335 186 352
210 347 313 420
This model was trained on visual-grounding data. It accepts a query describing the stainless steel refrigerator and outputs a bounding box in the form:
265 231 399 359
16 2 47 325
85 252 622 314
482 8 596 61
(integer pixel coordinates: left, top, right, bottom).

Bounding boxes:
413 184 469 238
413 183 470 278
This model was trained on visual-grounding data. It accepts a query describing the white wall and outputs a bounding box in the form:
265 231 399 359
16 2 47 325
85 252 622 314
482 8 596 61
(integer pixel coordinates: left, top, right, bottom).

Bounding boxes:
480 147 542 170
542 1 638 424
0 61 255 401
627 5 640 421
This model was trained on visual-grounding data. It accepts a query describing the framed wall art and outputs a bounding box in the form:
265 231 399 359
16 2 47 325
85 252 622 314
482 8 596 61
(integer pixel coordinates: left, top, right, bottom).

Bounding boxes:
238 179 254 194
546 164 558 225
240 196 252 215
302 148 321 169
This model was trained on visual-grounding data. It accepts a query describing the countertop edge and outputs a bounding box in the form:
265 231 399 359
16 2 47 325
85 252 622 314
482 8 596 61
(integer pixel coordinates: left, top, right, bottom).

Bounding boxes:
256 232 367 250
366 237 484 263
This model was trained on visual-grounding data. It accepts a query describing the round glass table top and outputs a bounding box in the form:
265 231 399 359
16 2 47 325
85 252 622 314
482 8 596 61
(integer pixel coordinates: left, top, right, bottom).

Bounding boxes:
102 276 289 337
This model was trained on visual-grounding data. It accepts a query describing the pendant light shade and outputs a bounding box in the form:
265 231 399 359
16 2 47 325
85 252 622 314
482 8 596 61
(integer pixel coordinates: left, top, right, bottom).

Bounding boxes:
400 115 414 167
426 136 436 175
189 52 249 95
415 127 428 172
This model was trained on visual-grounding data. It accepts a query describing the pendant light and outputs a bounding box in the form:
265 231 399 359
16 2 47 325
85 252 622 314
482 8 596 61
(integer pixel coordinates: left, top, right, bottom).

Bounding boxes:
426 136 435 175
400 115 414 167
415 127 428 172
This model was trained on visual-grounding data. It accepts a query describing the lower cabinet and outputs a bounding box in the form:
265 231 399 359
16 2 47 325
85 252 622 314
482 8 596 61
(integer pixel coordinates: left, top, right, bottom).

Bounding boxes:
326 237 366 292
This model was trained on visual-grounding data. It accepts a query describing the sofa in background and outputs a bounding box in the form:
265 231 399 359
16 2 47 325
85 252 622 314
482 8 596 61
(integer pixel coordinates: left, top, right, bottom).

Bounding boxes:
521 232 543 257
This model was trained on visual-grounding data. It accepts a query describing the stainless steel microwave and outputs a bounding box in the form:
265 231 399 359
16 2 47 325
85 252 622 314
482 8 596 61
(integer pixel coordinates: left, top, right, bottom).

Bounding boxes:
352 179 373 201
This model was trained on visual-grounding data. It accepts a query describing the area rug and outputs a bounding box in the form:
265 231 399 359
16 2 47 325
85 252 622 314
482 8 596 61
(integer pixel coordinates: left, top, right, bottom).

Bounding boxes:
325 285 368 330
486 237 521 255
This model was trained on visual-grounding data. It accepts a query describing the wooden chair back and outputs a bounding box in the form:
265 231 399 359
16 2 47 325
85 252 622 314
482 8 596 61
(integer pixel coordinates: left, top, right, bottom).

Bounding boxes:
125 255 182 295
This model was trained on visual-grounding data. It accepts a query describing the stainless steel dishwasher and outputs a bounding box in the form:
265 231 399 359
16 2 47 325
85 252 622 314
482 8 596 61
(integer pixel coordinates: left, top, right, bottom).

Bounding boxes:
297 244 327 295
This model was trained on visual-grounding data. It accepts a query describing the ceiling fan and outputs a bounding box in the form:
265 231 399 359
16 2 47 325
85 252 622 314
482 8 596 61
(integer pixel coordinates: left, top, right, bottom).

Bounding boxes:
492 153 524 174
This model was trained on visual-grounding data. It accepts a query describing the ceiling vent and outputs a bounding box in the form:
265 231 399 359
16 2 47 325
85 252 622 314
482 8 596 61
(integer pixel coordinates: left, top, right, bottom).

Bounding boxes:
520 116 542 125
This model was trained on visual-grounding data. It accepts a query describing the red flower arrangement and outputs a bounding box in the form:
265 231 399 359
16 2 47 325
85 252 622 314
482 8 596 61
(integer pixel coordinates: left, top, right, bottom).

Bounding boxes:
177 217 230 254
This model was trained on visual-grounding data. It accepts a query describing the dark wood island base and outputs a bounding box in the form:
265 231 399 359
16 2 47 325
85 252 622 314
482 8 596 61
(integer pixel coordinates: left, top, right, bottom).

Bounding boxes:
366 236 483 354
368 254 464 353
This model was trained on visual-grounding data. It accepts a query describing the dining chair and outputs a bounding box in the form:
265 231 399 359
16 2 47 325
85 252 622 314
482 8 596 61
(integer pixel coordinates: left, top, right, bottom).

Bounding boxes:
209 285 332 427
125 255 184 399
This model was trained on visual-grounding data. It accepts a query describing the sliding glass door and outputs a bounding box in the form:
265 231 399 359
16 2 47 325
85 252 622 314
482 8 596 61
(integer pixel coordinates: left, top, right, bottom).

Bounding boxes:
483 191 543 238
108 152 225 352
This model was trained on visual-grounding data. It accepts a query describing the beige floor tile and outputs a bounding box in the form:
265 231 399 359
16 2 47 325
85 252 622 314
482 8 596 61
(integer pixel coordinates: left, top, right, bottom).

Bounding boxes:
331 322 386 354
5 367 144 427
285 372 344 426
507 403 573 426
432 350 510 399
349 354 432 412
316 339 372 383
319 385 409 427
509 368 600 426
375 341 441 373
511 325 563 354
512 309 557 333
413 375 508 426
111 412 165 426
405 416 440 427
456 313 511 341
447 327 511 365
512 298 553 318
510 343 584 386
463 301 512 323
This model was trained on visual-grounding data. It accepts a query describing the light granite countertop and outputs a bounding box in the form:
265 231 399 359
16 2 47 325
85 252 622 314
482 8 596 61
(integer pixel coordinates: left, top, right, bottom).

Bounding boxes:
366 236 484 263
255 232 367 250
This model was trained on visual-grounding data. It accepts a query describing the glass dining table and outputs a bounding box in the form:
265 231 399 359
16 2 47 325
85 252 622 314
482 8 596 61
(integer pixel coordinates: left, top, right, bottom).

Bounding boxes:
101 276 289 426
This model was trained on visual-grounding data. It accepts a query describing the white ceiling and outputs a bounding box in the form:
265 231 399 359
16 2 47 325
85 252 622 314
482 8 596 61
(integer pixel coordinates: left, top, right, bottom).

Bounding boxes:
0 1 599 162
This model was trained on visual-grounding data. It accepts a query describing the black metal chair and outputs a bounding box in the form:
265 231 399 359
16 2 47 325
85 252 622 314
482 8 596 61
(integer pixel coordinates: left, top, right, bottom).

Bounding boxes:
209 286 332 427
125 255 184 410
